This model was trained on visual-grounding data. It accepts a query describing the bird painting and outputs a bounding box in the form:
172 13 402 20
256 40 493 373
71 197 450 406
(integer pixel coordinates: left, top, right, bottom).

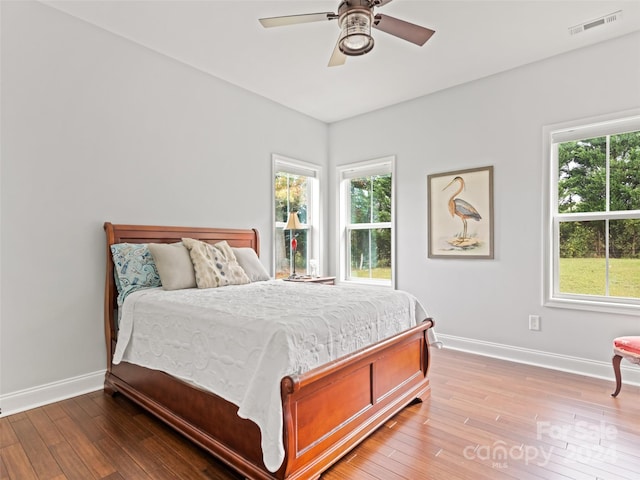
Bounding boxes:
443 176 482 247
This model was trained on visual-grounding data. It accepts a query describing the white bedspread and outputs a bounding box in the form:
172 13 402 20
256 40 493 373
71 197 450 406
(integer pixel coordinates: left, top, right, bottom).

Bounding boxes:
113 280 435 472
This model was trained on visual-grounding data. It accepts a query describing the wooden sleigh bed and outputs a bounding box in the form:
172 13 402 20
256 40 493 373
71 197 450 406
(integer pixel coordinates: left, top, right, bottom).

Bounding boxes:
103 222 434 480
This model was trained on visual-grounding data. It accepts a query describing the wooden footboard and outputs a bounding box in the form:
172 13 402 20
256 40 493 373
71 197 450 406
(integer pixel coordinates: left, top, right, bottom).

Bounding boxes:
105 319 433 480
278 319 433 479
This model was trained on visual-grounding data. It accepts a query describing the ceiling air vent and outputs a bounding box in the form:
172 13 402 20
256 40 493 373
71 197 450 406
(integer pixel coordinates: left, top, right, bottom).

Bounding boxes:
569 10 622 35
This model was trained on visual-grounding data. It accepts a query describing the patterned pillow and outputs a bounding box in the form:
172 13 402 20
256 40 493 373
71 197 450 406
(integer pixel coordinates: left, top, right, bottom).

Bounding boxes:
110 243 161 305
182 238 251 288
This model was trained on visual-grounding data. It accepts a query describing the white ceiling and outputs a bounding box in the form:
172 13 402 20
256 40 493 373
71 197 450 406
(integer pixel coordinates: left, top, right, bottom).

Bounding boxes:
44 1 640 123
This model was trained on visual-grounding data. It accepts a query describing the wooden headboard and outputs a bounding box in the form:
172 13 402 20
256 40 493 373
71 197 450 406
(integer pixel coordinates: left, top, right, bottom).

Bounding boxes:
103 222 260 369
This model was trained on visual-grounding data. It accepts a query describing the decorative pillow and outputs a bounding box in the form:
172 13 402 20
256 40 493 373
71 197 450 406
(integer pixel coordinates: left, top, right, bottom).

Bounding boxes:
148 242 196 291
232 247 270 282
110 243 161 305
182 238 250 288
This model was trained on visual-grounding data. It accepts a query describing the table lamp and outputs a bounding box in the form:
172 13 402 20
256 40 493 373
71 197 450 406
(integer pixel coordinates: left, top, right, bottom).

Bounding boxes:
284 212 303 278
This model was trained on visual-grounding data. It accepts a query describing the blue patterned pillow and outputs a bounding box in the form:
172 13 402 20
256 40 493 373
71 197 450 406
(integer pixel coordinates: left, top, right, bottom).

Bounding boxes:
110 243 161 305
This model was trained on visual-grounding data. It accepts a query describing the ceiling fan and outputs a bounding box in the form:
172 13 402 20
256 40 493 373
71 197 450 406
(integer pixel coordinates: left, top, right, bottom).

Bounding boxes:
259 0 435 67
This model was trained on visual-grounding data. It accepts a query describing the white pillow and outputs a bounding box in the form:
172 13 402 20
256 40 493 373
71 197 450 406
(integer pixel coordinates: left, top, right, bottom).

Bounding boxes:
148 242 196 290
233 247 271 282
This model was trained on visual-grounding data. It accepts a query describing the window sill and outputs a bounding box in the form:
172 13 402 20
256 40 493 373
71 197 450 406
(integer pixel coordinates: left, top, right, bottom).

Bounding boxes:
342 278 394 288
544 296 640 317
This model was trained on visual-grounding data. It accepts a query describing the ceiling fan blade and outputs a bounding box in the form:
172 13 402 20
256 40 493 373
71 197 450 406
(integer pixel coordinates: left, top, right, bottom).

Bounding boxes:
259 12 337 28
328 36 347 67
373 14 435 46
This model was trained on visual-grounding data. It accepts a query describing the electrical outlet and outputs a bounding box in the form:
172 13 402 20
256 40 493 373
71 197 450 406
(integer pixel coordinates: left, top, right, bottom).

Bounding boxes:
529 315 541 331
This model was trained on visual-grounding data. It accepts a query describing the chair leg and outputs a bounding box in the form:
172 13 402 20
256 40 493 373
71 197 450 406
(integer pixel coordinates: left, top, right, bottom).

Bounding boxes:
611 354 623 397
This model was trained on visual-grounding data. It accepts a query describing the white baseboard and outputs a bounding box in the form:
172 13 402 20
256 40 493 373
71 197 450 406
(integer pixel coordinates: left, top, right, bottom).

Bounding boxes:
437 334 640 387
0 370 105 417
2 336 638 418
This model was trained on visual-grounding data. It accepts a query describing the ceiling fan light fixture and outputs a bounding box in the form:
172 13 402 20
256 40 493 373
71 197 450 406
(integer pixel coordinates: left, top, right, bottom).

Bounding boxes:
338 10 374 56
259 0 436 67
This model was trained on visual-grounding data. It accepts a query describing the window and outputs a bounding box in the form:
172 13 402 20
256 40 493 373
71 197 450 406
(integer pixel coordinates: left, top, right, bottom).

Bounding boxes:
545 113 640 313
338 157 394 287
273 155 320 279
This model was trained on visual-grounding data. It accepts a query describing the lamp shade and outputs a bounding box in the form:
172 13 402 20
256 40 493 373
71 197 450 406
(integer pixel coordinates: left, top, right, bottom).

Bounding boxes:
284 212 303 230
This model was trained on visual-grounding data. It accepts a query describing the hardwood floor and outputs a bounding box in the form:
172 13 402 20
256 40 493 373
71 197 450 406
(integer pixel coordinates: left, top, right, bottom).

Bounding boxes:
2 348 639 479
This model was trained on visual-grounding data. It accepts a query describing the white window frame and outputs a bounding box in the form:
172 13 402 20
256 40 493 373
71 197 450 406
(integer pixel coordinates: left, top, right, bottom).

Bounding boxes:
543 109 640 315
337 156 395 288
272 154 321 278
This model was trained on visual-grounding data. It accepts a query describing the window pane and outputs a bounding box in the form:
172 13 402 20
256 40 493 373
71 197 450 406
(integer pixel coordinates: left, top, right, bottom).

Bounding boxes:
349 228 391 280
557 137 606 213
609 219 640 299
274 226 287 279
274 172 309 223
558 220 605 295
349 174 391 224
350 177 371 223
371 174 392 223
609 132 640 212
293 229 308 275
274 173 288 223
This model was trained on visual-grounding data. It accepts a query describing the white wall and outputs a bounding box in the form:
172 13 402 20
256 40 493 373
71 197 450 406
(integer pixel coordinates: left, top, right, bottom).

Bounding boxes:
2 1 638 414
0 1 328 410
329 32 640 379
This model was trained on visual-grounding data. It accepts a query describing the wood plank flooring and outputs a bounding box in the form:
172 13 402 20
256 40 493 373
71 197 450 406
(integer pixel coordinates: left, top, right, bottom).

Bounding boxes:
2 348 639 479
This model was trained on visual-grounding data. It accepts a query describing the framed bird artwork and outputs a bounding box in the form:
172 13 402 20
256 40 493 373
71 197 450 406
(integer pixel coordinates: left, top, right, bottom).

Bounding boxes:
428 166 494 259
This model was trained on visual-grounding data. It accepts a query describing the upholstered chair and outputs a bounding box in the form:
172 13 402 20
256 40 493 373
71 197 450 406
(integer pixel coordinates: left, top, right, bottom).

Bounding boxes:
611 336 640 397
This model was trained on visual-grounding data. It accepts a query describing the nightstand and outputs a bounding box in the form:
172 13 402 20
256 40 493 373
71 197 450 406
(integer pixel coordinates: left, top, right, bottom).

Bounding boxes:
283 276 335 285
